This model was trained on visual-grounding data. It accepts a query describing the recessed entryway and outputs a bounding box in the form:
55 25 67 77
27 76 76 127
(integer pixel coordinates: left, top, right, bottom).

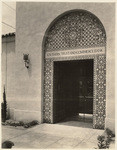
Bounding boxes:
44 10 106 129
53 59 93 127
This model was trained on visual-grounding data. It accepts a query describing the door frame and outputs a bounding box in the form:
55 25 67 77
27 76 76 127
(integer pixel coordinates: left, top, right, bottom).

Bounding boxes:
44 52 106 129
51 56 95 125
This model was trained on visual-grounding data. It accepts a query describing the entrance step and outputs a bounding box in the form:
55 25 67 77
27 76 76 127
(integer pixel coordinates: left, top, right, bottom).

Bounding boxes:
30 123 104 139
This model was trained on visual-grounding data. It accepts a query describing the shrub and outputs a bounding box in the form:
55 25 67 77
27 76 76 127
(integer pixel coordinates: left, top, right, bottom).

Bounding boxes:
23 120 39 128
2 141 14 148
97 135 109 149
1 87 7 122
4 119 39 128
97 128 115 149
19 121 24 126
105 128 115 138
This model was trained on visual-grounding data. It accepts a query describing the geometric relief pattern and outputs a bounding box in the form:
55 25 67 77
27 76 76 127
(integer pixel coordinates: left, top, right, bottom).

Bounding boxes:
45 10 106 51
44 54 106 129
95 55 106 129
43 60 52 123
43 10 106 129
44 56 96 124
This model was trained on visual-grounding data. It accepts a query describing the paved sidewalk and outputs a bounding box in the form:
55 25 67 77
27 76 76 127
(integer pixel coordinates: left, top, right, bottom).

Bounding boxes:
1 123 111 149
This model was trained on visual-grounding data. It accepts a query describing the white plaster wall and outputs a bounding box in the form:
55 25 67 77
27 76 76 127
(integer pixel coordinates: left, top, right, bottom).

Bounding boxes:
2 36 16 120
2 41 7 96
2 36 15 100
14 2 115 129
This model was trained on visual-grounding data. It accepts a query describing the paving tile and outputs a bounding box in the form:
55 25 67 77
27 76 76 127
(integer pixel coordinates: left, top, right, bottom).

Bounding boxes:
94 129 104 135
13 134 61 149
12 132 45 143
47 137 82 149
47 142 72 149
13 141 39 149
2 124 105 149
30 135 62 149
41 133 62 141
86 129 104 144
87 134 98 143
74 141 97 149
2 126 28 141
32 124 94 140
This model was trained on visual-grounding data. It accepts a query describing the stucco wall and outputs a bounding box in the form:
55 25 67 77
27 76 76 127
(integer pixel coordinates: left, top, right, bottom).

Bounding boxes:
2 36 15 100
13 2 115 129
2 35 16 119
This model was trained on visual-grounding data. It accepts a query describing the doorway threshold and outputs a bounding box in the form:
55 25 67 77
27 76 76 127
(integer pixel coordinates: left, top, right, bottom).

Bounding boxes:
57 113 93 129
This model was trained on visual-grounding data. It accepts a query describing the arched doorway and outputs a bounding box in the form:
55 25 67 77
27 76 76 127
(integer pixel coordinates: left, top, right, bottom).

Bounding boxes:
43 10 106 129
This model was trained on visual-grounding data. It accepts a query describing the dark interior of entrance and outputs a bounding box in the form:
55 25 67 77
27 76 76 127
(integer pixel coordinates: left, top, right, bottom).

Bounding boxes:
53 59 93 125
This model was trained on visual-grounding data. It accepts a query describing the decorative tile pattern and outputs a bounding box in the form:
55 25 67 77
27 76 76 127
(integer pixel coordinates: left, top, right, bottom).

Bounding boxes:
95 55 106 129
44 55 106 129
44 60 52 123
44 56 96 124
45 10 106 51
43 10 106 129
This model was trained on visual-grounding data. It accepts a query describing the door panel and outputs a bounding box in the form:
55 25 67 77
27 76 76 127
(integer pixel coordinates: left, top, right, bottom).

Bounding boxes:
53 60 93 123
78 77 93 114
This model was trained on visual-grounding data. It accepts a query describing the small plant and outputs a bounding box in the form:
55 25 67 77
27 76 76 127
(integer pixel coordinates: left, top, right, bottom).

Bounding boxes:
2 140 14 148
97 135 109 149
105 128 115 138
97 128 115 149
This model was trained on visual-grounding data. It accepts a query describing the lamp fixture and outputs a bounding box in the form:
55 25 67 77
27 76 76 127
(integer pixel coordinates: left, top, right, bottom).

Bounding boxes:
23 54 29 68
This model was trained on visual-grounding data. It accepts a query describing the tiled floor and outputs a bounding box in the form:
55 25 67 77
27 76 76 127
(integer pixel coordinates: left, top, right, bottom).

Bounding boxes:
2 123 114 149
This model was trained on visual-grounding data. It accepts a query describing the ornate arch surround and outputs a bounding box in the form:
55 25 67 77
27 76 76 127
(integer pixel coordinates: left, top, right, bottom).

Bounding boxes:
43 9 106 129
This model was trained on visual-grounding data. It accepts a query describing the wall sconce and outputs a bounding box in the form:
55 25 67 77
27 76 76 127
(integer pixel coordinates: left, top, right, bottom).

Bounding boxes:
23 54 29 68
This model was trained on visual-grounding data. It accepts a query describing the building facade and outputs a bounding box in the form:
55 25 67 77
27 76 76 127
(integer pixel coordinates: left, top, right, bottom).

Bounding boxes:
2 2 115 132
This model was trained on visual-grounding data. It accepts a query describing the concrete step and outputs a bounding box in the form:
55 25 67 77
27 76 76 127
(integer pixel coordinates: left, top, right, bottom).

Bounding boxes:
30 123 104 139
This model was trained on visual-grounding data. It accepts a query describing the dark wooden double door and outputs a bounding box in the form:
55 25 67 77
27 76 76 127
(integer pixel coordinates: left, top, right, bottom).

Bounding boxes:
53 59 93 123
